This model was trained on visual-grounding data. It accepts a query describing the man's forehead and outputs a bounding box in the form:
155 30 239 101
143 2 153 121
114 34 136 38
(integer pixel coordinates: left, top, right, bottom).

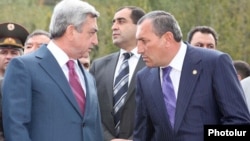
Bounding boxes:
115 8 131 16
137 21 152 34
192 36 216 45
113 9 132 21
0 46 22 51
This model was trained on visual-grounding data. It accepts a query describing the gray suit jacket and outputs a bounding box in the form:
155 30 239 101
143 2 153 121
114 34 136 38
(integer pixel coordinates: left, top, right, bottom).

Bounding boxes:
90 52 145 140
2 45 103 141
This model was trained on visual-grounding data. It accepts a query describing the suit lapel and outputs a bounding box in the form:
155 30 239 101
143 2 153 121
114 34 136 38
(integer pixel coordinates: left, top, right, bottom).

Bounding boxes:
125 56 145 103
174 46 202 131
106 53 119 105
148 68 170 122
36 46 82 117
77 60 89 116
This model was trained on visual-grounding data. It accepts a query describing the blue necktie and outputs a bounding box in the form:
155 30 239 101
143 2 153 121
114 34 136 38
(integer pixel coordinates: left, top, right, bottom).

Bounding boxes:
162 66 176 128
113 52 132 136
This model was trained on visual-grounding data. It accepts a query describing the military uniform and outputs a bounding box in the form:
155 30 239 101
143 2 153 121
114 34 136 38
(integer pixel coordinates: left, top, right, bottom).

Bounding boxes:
0 22 29 141
0 22 29 49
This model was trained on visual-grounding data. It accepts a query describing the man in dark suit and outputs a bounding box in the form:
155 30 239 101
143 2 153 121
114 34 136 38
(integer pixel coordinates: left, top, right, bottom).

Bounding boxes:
90 6 145 141
134 10 250 141
2 0 103 141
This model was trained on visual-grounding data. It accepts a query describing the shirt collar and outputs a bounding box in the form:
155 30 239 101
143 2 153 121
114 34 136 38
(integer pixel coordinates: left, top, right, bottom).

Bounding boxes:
47 41 70 67
168 42 187 72
119 47 140 59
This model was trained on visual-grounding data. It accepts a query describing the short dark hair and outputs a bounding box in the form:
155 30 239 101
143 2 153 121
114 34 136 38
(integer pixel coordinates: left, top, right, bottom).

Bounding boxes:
187 26 218 45
233 60 250 80
116 6 145 24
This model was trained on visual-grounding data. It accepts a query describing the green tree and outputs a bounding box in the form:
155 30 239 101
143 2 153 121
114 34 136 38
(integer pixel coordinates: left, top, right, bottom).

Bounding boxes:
1 0 250 64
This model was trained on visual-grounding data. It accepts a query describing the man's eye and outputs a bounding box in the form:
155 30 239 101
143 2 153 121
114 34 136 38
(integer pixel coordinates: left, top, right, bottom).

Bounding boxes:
208 45 215 49
142 39 149 44
11 51 19 55
195 44 203 47
0 50 7 55
89 32 96 35
118 20 125 24
25 46 32 49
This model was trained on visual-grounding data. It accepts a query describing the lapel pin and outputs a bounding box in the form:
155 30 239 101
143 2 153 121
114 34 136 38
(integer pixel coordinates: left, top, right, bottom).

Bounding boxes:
192 70 197 75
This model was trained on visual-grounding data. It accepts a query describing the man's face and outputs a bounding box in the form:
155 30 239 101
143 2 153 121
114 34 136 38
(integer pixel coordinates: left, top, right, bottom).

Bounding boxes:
79 56 90 70
0 47 22 74
190 32 216 49
79 51 90 70
112 8 137 50
24 35 50 54
72 15 98 59
136 19 167 67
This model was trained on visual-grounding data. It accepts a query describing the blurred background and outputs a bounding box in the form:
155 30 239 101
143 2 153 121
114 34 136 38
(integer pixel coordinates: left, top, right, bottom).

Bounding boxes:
1 0 250 63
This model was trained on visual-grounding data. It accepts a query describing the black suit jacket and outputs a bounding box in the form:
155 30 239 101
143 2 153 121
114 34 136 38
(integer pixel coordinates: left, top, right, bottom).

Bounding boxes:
90 52 145 140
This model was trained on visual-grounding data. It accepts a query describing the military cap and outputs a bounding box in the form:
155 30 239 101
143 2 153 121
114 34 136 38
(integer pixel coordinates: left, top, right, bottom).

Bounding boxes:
0 22 29 49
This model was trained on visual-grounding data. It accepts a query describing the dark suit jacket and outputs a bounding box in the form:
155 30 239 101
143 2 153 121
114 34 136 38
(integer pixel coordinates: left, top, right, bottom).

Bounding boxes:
2 45 104 141
133 44 250 141
90 52 145 140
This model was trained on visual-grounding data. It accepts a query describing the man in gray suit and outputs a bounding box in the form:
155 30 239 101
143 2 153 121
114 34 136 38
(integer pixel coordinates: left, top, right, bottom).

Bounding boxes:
90 6 145 141
2 0 103 141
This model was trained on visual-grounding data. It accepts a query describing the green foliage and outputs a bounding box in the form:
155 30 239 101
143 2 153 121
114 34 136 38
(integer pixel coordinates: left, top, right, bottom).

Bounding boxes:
0 0 52 31
1 0 250 64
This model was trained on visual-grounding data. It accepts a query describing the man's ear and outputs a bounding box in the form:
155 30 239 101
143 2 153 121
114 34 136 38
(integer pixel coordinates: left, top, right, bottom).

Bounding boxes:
162 31 174 47
65 25 75 40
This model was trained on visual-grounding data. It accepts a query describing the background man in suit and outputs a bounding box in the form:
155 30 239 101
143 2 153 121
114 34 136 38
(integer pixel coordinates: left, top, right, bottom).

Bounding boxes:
0 22 29 141
134 10 250 141
89 6 145 141
187 25 218 49
2 0 103 141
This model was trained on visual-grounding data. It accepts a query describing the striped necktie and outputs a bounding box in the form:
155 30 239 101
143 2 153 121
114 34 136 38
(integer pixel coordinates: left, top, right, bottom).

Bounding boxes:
113 52 132 136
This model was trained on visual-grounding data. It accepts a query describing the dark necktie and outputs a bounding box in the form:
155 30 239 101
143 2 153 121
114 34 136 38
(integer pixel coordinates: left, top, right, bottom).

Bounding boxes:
113 52 132 136
67 60 86 115
162 66 176 128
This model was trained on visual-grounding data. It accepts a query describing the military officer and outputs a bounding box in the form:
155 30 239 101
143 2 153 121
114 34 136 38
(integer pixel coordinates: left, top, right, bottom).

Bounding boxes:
0 22 29 141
